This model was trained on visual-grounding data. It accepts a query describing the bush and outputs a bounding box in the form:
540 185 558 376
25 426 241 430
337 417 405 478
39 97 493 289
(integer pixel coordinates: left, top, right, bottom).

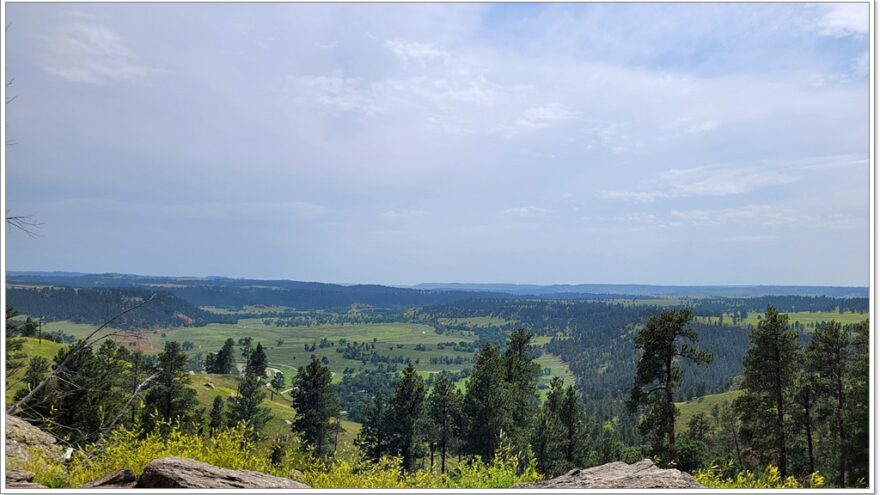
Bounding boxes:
23 421 541 489
694 464 825 489
673 437 707 473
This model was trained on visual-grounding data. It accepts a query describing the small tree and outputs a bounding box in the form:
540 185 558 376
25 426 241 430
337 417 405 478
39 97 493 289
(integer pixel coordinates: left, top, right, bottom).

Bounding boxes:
246 342 268 378
428 373 462 474
356 392 389 462
386 363 427 471
270 371 285 400
291 357 340 457
227 373 272 437
209 395 225 432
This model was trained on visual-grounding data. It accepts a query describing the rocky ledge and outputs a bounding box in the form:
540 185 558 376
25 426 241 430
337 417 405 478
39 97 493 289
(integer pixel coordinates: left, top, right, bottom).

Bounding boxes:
517 459 703 489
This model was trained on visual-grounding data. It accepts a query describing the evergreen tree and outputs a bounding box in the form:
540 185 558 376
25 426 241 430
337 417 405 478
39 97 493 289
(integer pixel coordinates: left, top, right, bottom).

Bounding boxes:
209 395 225 432
386 363 427 471
427 373 462 474
207 338 236 374
533 377 588 476
846 319 869 485
355 392 388 462
806 320 850 485
462 342 510 462
791 372 816 476
291 357 340 457
270 371 285 400
227 373 272 436
144 341 198 432
246 342 268 378
502 328 542 457
628 310 712 463
735 306 800 477
239 337 254 364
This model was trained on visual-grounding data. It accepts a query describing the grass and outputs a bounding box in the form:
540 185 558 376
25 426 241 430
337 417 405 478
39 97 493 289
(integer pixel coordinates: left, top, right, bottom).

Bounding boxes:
695 310 867 329
436 316 513 327
188 372 361 456
5 337 65 403
675 389 742 433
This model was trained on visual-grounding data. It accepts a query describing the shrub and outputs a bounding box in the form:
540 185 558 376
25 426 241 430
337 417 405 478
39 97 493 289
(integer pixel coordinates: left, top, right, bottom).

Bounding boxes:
694 464 825 489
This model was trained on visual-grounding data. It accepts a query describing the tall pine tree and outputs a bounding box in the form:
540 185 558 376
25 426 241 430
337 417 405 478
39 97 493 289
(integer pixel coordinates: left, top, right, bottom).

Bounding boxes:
386 363 427 471
291 357 340 457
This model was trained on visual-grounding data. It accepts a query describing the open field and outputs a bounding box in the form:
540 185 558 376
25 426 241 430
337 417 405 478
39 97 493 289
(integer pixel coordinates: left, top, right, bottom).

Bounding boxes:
695 310 868 329
675 389 743 432
5 337 65 404
28 318 576 398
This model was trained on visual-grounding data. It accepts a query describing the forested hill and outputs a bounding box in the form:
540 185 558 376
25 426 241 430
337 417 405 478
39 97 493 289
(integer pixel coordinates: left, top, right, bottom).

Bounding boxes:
413 282 867 298
5 272 521 310
6 287 233 329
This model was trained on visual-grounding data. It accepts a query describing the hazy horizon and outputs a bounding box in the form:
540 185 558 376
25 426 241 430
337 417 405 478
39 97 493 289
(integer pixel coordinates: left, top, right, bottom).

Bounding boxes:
4 3 870 286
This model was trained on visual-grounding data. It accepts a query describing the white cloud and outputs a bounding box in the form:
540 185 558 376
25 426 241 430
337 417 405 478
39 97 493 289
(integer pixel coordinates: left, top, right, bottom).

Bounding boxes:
671 205 861 229
500 206 551 218
599 159 807 202
814 4 868 37
39 22 152 83
284 75 383 115
379 209 426 221
385 38 451 64
498 103 578 138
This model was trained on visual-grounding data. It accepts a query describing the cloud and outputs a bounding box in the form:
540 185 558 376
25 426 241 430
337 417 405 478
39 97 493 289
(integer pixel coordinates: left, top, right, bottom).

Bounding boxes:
598 158 818 202
813 4 868 37
283 75 383 115
500 206 551 218
39 22 152 83
385 38 451 64
498 103 578 138
671 205 861 229
379 209 426 221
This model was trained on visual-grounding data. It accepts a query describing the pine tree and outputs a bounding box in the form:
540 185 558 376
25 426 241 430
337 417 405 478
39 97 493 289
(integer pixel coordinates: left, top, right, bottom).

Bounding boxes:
628 310 712 463
291 356 340 457
502 328 542 457
227 373 272 436
735 306 800 477
462 342 510 462
846 319 869 485
270 371 285 400
246 342 268 378
386 363 427 471
533 377 588 476
355 392 389 462
144 341 198 432
209 395 225 432
806 320 850 485
428 373 462 474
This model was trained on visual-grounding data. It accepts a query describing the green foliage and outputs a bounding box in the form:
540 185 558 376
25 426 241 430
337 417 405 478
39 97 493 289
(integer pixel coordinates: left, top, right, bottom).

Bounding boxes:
694 464 825 489
19 422 307 488
143 341 199 433
427 372 462 473
532 377 589 477
227 372 272 435
735 306 800 477
291 356 340 457
385 363 427 471
245 342 268 377
629 310 711 463
462 342 510 462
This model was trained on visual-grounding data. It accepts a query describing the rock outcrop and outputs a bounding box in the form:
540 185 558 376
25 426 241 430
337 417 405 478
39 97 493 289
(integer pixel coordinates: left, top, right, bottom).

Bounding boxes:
517 459 703 489
5 470 48 489
135 457 309 489
81 469 139 489
5 414 64 463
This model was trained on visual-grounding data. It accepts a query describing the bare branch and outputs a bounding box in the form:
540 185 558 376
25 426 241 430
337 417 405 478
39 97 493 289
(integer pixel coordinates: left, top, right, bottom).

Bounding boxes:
6 214 43 238
99 372 159 436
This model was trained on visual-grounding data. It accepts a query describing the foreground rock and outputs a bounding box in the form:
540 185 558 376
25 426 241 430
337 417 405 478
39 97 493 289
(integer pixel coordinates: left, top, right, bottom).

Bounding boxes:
517 459 703 489
5 470 48 489
135 457 309 489
81 469 138 489
5 414 64 463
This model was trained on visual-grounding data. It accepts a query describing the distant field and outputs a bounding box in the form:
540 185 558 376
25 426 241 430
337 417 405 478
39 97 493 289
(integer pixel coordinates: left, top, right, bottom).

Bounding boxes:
437 316 512 327
607 298 686 307
5 337 65 403
696 310 868 329
675 389 743 432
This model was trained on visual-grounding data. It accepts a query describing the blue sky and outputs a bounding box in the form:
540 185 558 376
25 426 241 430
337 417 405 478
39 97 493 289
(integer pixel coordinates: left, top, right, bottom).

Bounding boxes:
4 3 870 286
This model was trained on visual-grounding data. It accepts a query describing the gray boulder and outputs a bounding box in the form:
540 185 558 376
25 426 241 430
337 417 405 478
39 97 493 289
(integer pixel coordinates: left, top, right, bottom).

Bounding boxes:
81 469 138 488
135 457 309 489
517 459 703 489
5 414 64 463
6 470 48 489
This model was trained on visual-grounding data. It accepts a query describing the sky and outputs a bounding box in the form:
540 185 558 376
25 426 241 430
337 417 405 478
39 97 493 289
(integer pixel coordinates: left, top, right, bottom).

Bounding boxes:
3 3 871 286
